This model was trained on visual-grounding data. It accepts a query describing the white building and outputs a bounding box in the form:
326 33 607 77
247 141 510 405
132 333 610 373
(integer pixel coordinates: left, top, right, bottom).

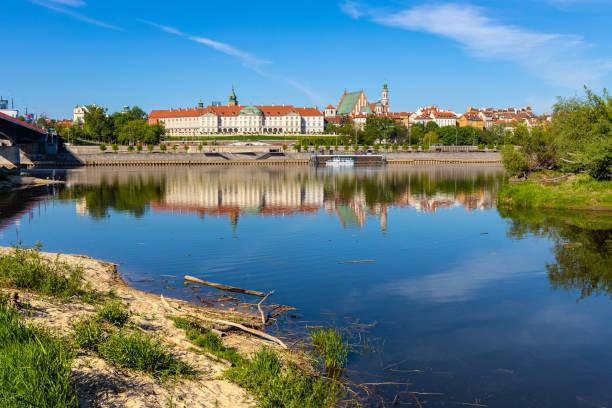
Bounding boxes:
73 104 91 124
150 104 325 136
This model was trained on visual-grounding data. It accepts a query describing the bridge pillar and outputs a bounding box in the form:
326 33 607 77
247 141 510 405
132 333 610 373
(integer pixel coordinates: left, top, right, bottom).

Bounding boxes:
0 145 20 168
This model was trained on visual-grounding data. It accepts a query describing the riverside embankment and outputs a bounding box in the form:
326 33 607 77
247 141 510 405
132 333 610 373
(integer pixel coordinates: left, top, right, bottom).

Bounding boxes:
0 246 336 408
32 146 502 167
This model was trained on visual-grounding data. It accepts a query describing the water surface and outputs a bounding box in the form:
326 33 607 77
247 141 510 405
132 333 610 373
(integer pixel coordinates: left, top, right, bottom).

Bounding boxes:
1 166 610 407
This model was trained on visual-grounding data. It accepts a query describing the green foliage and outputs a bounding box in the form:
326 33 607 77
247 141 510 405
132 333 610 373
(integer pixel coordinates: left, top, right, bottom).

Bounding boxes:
172 145 177 151
147 144 154 152
97 300 130 327
183 145 189 151
409 123 424 144
100 331 193 378
136 144 143 152
84 105 114 142
226 349 339 408
309 328 349 372
422 131 439 149
0 245 86 299
424 121 439 133
99 143 107 151
72 316 105 351
127 145 134 152
112 144 119 151
501 146 530 177
497 174 612 210
588 142 612 181
0 299 78 408
160 144 167 151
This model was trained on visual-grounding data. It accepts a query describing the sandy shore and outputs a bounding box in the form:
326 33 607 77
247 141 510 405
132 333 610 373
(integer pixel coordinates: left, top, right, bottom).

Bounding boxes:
0 174 64 191
0 247 296 408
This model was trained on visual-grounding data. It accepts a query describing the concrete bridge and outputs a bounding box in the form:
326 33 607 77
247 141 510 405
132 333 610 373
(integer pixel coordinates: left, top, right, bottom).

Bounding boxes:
0 112 59 167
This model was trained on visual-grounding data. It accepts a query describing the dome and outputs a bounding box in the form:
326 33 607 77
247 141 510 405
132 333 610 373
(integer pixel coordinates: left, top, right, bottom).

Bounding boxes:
240 105 262 115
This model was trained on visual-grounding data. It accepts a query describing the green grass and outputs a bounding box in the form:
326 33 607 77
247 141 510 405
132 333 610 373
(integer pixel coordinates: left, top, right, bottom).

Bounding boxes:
0 296 78 407
72 315 192 379
309 328 349 373
170 316 340 408
498 174 612 210
0 244 86 299
97 300 130 326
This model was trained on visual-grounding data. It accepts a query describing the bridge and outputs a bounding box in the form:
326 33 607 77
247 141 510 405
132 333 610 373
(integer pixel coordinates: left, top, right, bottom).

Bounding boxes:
0 112 59 167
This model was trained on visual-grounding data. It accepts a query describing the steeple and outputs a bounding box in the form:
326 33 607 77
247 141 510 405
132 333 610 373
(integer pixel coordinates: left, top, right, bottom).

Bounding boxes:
198 99 204 108
228 85 238 106
381 83 389 114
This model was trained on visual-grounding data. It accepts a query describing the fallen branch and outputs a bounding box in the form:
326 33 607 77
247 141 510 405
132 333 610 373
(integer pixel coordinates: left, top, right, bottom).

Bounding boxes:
338 260 376 264
184 276 267 297
199 316 287 349
542 173 572 182
257 291 274 326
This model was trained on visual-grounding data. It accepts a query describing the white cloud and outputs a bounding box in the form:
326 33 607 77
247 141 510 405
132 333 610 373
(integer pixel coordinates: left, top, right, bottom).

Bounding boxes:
342 1 612 89
30 0 121 30
340 0 363 19
142 21 321 103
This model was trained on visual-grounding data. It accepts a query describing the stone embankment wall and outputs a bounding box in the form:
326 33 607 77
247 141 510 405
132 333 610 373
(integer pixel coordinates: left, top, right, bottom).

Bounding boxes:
36 146 502 167
0 146 20 168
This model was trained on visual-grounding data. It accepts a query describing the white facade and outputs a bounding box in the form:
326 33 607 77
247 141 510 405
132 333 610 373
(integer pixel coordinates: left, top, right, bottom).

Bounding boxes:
151 105 325 137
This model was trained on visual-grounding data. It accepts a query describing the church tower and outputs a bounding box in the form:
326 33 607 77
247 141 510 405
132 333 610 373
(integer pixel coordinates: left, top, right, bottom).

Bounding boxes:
228 86 238 106
382 83 389 114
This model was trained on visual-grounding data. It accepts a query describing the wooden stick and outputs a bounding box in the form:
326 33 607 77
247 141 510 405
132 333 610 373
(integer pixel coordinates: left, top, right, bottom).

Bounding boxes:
184 276 267 297
199 316 287 349
338 260 375 264
257 291 274 326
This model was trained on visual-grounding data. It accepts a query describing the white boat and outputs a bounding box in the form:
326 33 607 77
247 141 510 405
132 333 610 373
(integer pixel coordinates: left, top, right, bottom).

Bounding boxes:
326 157 354 167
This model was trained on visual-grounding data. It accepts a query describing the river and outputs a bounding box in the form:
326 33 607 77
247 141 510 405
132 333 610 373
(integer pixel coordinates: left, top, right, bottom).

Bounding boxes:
1 166 610 407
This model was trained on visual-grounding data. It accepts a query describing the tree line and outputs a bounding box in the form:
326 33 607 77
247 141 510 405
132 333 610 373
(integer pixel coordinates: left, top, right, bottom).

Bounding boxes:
57 105 165 145
501 88 612 181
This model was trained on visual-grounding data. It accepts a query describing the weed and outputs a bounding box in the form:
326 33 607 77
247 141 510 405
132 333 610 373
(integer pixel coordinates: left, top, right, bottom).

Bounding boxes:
0 298 78 407
72 316 105 351
98 300 130 326
310 328 349 372
100 330 194 379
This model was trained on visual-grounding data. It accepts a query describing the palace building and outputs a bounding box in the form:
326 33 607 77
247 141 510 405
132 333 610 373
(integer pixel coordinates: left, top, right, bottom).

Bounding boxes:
149 88 324 136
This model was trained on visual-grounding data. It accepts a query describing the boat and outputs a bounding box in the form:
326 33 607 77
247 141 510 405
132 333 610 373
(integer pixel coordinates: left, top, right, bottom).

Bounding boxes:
325 157 354 167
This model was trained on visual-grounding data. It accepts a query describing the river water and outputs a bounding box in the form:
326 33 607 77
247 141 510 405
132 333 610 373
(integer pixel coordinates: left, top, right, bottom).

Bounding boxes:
1 166 611 407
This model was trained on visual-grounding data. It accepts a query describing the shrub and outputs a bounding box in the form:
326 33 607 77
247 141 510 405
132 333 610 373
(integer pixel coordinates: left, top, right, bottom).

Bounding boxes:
588 145 612 181
197 144 203 151
160 144 167 151
112 144 119 152
127 145 134 152
99 144 107 151
373 144 380 150
0 300 78 408
136 145 143 152
282 144 287 151
501 145 529 177
184 145 189 151
147 144 154 152
392 144 399 151
352 144 359 151
402 144 408 150
172 145 177 151
487 143 494 150
478 144 485 150
411 144 418 150
97 300 129 327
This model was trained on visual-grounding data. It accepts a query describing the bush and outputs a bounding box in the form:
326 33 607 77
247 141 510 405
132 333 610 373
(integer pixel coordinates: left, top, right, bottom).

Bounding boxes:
373 144 380 150
411 144 418 150
352 144 359 151
588 146 612 181
197 144 203 151
72 316 105 351
99 144 107 151
147 144 154 152
184 145 189 151
160 144 167 151
172 145 177 151
501 145 529 177
0 299 78 407
136 145 143 152
487 144 494 150
97 300 129 327
478 144 485 150
392 144 399 151
112 144 119 152
127 145 134 152
402 144 408 150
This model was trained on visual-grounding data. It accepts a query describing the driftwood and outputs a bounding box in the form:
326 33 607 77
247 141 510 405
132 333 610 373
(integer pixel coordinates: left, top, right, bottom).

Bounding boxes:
184 276 267 297
160 295 287 349
257 291 274 325
338 260 376 264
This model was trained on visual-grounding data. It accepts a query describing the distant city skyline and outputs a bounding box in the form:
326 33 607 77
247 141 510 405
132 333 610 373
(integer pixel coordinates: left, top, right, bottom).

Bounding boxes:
4 0 612 118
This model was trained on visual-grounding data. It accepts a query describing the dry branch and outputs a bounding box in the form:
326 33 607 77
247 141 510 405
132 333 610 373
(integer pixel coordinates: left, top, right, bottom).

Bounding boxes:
184 275 267 297
257 291 274 325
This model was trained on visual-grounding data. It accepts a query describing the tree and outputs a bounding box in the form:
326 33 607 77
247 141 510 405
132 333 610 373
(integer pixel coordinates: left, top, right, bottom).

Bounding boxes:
409 123 425 145
422 131 439 149
436 126 457 145
425 121 439 134
84 105 114 142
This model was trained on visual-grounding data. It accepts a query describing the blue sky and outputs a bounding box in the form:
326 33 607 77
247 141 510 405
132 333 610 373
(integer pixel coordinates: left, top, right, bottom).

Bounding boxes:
3 0 612 118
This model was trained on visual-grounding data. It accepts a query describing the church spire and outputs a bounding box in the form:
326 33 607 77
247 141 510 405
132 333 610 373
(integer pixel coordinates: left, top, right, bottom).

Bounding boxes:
228 85 238 106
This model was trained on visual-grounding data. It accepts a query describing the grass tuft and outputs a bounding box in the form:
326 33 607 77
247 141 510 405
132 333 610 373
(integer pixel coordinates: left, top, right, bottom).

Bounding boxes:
0 296 78 407
97 300 130 327
100 330 194 379
310 328 349 373
72 316 105 352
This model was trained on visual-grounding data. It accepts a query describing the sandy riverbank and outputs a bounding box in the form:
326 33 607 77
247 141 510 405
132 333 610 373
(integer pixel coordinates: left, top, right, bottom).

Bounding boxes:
0 174 64 192
0 247 299 408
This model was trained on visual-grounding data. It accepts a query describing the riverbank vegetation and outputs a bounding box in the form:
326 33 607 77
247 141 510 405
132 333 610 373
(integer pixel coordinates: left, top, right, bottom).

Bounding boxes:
170 316 344 408
499 88 612 210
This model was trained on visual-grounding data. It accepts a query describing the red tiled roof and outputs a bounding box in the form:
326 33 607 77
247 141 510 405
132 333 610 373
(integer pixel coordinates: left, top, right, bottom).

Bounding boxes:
432 111 456 119
150 105 322 119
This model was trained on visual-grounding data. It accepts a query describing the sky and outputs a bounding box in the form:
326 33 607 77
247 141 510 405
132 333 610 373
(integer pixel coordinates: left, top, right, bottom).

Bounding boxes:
3 0 612 118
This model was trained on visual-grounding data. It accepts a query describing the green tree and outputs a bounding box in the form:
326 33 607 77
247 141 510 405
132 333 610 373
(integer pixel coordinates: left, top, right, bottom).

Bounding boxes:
84 106 114 142
424 121 439 134
409 123 425 145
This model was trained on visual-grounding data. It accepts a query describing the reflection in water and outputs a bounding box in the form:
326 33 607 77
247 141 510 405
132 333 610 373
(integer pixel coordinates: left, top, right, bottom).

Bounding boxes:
500 208 612 300
61 167 504 231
